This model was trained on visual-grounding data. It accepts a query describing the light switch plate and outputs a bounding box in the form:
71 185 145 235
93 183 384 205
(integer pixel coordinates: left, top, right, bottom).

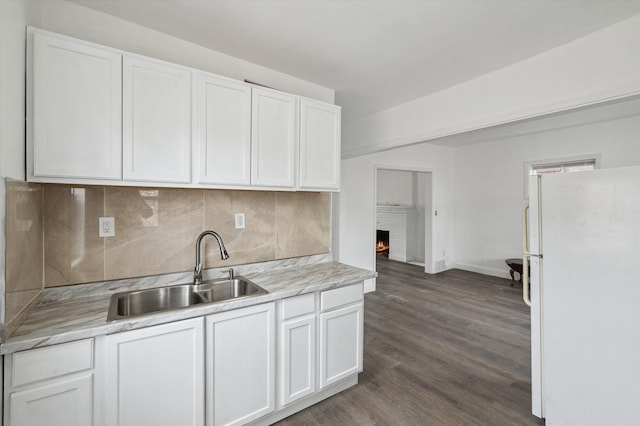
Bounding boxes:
99 217 115 237
235 213 246 229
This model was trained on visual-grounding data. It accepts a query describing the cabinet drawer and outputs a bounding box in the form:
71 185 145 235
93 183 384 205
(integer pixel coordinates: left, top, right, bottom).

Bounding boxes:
11 339 93 387
281 293 316 320
320 283 363 312
9 373 93 426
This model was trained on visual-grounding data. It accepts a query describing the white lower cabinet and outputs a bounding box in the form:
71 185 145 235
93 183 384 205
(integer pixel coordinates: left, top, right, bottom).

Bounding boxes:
4 339 96 426
4 284 364 426
319 284 364 389
206 303 275 426
105 318 204 426
278 293 317 407
10 373 93 426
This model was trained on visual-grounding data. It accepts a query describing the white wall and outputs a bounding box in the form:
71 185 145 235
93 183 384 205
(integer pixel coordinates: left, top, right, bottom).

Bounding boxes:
414 172 429 262
453 114 640 278
339 143 454 290
0 0 43 340
377 169 413 206
0 0 41 180
342 13 640 158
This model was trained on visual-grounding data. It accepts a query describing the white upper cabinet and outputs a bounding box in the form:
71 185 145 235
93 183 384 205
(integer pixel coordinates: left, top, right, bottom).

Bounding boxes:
123 55 193 183
29 31 122 180
27 28 341 191
197 74 251 186
298 99 341 191
251 87 297 189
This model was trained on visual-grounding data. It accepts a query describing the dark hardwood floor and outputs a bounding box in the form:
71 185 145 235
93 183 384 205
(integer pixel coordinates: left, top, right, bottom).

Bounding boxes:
276 258 544 425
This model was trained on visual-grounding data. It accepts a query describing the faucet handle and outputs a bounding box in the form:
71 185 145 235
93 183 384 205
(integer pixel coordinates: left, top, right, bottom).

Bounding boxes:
228 268 234 280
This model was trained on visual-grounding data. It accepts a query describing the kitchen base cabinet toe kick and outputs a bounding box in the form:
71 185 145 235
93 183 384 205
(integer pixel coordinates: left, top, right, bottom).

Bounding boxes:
3 283 365 426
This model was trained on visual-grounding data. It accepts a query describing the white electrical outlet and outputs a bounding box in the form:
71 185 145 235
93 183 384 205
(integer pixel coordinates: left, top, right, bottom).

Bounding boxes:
234 213 246 229
99 217 115 237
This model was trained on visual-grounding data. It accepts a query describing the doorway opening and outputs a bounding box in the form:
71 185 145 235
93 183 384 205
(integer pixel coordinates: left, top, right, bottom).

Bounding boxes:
374 167 433 273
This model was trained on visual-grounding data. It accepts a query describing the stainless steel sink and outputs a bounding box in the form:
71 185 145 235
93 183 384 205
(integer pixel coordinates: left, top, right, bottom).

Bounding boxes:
196 277 268 303
107 277 267 321
107 284 205 321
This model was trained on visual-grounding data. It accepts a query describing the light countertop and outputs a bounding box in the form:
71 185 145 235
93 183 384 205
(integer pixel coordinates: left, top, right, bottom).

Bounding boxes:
2 258 376 354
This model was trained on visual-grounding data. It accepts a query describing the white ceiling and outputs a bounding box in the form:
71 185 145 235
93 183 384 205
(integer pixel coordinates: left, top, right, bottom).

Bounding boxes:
72 0 640 125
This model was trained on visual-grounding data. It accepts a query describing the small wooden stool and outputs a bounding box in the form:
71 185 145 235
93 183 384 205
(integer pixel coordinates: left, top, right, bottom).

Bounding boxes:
505 258 526 286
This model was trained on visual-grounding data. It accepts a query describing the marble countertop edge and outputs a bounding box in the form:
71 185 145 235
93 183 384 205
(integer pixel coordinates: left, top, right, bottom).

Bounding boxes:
1 260 376 354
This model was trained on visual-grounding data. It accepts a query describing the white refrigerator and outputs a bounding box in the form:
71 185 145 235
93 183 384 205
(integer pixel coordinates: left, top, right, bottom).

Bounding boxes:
524 165 640 425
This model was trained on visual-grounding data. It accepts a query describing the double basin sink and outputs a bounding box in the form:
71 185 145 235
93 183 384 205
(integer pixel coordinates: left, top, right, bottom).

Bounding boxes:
107 277 267 321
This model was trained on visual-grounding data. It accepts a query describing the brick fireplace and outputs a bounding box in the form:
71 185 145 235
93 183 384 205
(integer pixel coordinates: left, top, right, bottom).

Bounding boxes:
376 205 417 262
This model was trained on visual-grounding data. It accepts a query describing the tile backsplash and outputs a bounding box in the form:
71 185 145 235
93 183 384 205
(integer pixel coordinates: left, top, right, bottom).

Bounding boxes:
4 181 331 330
101 186 205 281
42 185 331 286
5 180 43 329
45 185 105 285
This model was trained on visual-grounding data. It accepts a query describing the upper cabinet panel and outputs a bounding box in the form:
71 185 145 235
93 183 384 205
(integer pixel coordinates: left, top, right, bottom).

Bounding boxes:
197 74 251 186
123 55 193 183
298 99 341 191
29 32 122 180
251 88 297 189
26 28 341 191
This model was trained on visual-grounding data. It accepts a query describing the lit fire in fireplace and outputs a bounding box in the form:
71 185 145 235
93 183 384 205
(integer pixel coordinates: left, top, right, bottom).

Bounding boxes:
376 230 389 258
376 240 390 256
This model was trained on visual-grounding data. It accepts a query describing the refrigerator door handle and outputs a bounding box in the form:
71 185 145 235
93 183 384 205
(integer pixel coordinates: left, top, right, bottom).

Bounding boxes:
522 204 541 307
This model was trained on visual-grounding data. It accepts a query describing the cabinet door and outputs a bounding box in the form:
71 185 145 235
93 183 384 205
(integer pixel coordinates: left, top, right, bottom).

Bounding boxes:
279 314 316 407
30 31 122 180
105 318 204 426
319 303 364 389
123 55 192 183
251 87 297 188
10 373 93 426
298 99 341 191
206 303 275 426
197 74 251 186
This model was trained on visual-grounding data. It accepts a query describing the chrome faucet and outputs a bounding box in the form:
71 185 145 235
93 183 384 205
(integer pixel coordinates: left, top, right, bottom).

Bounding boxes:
194 230 229 285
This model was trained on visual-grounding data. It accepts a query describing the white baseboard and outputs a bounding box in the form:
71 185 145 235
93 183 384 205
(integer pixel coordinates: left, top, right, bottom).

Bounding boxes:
388 254 406 262
450 262 511 279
